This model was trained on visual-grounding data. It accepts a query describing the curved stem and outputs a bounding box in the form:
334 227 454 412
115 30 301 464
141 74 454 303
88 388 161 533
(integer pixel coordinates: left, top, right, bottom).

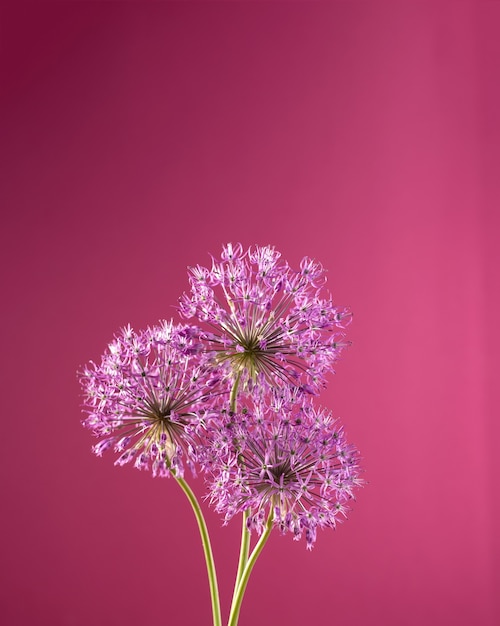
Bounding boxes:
230 369 241 413
228 372 254 623
235 509 250 586
229 510 251 621
227 511 274 626
229 373 251 586
175 476 222 626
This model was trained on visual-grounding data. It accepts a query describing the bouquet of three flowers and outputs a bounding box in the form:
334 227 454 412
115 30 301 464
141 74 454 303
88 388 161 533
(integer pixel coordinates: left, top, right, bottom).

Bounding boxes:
80 243 362 626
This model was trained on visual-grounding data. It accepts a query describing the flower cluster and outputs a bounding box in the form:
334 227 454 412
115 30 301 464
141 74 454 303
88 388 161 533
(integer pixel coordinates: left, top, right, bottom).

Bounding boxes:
80 244 361 549
80 320 222 477
179 243 352 394
205 390 362 549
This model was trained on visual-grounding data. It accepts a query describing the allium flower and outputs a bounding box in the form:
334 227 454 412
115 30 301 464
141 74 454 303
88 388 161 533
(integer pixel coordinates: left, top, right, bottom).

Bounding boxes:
80 320 221 478
78 244 362 626
206 391 362 549
179 243 352 394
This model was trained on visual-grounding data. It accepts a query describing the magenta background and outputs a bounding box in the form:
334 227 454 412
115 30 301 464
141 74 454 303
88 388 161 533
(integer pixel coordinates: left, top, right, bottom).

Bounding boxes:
1 2 499 625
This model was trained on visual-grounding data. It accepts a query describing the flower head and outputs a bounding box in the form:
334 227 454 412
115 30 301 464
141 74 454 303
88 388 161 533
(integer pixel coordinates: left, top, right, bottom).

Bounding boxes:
179 243 352 394
205 390 363 549
80 320 221 478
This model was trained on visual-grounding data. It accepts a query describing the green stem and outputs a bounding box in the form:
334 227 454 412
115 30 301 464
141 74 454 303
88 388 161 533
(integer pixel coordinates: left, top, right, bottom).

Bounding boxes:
175 476 222 626
235 509 250 586
228 372 253 623
227 511 274 626
229 373 251 587
230 369 242 413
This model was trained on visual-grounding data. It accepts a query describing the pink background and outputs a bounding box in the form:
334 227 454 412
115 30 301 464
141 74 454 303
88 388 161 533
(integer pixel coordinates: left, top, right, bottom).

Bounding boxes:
1 2 498 625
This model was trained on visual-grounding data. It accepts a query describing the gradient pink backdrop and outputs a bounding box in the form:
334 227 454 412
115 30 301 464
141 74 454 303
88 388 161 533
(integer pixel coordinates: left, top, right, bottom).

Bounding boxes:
1 2 498 625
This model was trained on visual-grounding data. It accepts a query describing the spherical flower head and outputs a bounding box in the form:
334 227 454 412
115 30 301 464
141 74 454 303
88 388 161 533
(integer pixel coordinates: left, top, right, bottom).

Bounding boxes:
80 320 222 478
205 390 363 549
179 243 352 395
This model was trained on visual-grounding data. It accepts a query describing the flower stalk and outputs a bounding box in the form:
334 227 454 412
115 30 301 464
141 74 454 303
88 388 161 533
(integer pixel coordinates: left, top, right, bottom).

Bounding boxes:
227 511 274 626
234 510 250 587
175 476 222 626
228 375 252 601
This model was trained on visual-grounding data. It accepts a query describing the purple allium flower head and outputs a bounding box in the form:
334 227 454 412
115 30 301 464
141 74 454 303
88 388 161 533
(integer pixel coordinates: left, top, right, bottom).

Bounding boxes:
80 320 221 478
179 243 352 394
205 390 363 549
